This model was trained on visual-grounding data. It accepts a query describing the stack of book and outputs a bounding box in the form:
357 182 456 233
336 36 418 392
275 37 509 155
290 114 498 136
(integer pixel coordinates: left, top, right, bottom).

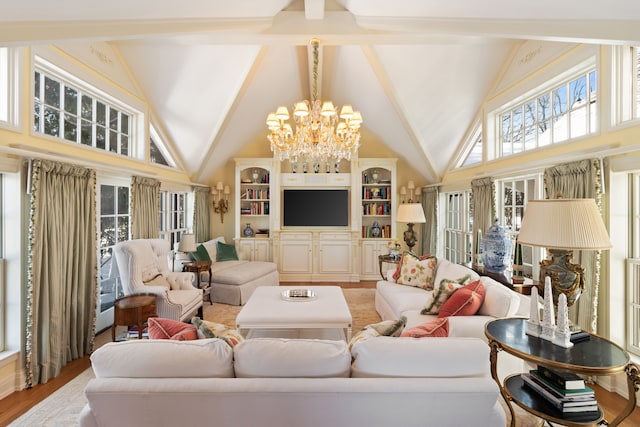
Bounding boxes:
521 365 599 418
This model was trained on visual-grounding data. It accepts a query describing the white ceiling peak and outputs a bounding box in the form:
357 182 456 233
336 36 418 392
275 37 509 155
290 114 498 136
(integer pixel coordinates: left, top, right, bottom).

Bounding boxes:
305 0 326 20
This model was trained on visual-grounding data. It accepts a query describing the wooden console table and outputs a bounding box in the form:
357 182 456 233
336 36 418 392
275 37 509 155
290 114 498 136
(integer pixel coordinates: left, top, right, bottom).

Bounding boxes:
485 318 639 427
111 294 157 341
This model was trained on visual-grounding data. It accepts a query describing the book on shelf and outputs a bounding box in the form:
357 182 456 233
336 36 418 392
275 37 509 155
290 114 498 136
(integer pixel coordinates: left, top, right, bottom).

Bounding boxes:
537 365 586 390
521 373 597 412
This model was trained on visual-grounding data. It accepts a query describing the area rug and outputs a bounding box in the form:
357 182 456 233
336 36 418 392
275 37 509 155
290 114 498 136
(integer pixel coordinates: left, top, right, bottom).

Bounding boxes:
10 287 541 427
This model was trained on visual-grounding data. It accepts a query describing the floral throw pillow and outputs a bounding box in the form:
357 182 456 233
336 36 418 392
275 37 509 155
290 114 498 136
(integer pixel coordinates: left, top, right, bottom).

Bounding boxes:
395 254 437 290
421 275 473 315
348 317 406 351
191 317 244 348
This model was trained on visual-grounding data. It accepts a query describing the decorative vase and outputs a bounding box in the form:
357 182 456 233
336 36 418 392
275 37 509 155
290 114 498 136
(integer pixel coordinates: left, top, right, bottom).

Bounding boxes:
243 223 255 237
371 221 381 238
390 249 400 259
252 170 259 183
480 219 513 274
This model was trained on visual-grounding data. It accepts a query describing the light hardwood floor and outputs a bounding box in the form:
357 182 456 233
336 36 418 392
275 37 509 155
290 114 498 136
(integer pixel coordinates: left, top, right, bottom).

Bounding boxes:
0 281 638 427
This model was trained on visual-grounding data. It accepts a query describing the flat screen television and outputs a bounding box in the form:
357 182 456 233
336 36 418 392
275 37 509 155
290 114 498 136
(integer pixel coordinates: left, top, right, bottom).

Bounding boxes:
283 189 349 227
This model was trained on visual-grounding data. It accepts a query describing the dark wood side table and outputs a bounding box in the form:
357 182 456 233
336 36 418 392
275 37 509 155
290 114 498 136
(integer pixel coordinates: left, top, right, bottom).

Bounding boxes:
485 318 638 427
183 260 212 304
112 294 157 341
378 254 401 280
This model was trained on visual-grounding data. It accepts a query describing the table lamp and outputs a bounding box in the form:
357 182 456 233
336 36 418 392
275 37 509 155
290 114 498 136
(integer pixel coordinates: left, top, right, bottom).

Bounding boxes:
396 203 426 253
173 233 197 271
517 198 611 307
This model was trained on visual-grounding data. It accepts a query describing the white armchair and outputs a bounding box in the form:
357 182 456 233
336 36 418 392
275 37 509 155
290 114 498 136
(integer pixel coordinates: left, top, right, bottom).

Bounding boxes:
114 239 203 322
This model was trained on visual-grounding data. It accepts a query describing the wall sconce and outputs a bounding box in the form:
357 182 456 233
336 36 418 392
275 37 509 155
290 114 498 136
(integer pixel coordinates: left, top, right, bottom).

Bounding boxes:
400 181 421 203
212 182 230 223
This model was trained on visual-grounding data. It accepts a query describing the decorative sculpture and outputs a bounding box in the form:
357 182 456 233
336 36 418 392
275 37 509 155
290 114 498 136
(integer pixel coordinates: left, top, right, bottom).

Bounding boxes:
526 276 574 347
526 286 541 337
541 277 556 341
553 293 574 348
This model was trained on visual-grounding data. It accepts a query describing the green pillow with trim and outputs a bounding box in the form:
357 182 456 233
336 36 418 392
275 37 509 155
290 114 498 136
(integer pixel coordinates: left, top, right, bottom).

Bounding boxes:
189 244 211 261
216 241 239 261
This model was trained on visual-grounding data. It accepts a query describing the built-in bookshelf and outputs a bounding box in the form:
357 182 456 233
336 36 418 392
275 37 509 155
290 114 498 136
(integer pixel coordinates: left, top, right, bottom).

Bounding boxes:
234 159 273 261
360 164 394 239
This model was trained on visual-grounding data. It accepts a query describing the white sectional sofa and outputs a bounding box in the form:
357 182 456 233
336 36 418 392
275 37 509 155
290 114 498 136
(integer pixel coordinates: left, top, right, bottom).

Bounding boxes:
376 257 531 380
174 237 279 305
80 337 506 427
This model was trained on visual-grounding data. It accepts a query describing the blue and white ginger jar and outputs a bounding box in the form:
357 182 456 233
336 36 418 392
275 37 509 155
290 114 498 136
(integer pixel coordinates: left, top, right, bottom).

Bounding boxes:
480 219 513 274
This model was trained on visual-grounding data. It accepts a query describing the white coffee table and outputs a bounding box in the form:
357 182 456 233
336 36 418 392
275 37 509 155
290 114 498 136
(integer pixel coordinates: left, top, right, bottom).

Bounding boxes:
236 286 352 341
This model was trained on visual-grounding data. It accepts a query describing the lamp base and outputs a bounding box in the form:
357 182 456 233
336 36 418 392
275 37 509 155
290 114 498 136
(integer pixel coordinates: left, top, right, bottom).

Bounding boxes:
538 248 585 307
403 222 417 253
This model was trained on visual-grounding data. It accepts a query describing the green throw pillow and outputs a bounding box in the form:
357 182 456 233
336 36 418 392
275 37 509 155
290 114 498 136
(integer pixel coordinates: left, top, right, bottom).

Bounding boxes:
189 244 211 262
216 241 239 261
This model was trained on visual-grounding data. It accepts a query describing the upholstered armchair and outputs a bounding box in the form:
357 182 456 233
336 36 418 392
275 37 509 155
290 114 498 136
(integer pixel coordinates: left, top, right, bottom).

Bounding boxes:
114 239 203 322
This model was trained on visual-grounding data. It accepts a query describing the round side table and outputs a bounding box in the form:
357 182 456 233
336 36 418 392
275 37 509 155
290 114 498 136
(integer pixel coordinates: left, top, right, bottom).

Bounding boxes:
111 294 157 341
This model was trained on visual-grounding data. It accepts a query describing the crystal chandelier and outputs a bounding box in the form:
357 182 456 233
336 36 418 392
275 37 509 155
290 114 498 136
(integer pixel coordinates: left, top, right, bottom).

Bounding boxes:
266 39 362 164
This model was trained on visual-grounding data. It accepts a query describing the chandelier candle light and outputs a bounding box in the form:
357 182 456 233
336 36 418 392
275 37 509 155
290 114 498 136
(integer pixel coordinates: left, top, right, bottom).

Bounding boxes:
266 39 363 165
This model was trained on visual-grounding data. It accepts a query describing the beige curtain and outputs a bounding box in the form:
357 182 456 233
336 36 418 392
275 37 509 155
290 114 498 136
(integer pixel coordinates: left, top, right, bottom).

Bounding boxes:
131 176 160 239
193 187 211 243
544 159 603 332
471 177 496 259
420 187 438 255
26 160 97 387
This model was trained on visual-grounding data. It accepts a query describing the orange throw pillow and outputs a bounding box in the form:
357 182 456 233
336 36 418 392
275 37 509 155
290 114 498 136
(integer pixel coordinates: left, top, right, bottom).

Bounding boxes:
438 280 485 318
400 318 449 338
148 317 198 341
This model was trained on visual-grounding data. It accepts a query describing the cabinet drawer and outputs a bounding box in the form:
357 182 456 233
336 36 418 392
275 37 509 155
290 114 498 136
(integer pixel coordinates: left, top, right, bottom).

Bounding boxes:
327 174 350 186
280 174 304 186
279 231 313 240
319 232 351 241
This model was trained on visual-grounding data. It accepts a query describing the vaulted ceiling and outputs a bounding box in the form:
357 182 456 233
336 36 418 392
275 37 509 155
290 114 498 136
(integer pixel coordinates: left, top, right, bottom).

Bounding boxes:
2 0 640 185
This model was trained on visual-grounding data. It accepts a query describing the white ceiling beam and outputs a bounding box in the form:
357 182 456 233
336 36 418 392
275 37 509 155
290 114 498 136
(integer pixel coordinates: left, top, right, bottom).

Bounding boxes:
305 0 325 20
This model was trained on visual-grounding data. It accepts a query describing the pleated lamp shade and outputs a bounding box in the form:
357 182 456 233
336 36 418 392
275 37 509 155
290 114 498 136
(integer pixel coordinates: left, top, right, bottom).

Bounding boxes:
397 203 426 224
518 199 611 250
177 233 197 253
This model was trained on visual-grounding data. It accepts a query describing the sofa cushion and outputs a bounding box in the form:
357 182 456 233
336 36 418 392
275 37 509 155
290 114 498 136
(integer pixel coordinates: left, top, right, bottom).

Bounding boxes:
143 273 170 289
234 338 351 378
478 276 521 318
148 317 198 340
191 317 244 347
438 280 485 317
400 317 449 338
395 253 437 289
216 241 239 261
90 338 234 378
351 336 490 378
376 280 431 315
200 237 225 261
189 244 211 262
211 261 277 285
433 259 480 285
348 318 406 350
421 275 473 315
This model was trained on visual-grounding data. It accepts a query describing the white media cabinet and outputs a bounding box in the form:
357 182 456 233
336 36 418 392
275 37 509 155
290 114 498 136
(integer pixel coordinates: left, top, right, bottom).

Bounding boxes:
234 157 397 281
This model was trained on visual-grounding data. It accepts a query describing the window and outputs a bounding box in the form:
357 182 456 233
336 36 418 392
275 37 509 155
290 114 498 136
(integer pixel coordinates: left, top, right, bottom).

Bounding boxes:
627 173 640 357
159 191 188 251
150 137 170 166
443 190 473 264
33 68 132 156
98 183 129 318
0 48 8 123
498 69 597 157
635 47 640 119
149 125 174 167
496 176 540 279
458 125 483 168
0 47 18 128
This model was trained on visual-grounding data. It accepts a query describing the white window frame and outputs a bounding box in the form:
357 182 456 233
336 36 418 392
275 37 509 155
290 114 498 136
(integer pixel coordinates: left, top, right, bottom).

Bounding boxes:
31 55 144 159
495 174 544 279
442 190 473 264
497 67 597 158
96 176 131 332
149 124 175 167
627 173 640 357
0 47 21 130
456 121 483 168
159 190 190 251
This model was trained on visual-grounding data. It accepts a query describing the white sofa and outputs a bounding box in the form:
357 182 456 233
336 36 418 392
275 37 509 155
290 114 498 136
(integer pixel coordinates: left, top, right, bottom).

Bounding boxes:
80 337 506 427
174 237 279 305
376 257 531 379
